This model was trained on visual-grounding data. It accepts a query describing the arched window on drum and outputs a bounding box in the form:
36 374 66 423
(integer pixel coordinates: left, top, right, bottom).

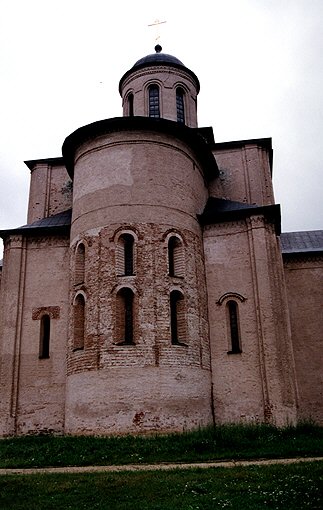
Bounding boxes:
176 87 185 124
148 84 160 118
168 236 184 277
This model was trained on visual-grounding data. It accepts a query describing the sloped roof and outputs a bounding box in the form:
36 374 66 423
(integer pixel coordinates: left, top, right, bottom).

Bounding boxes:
0 209 72 238
198 197 281 234
280 230 323 254
62 117 218 180
133 52 184 67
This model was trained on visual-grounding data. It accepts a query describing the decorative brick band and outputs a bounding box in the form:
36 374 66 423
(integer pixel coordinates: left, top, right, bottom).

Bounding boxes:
32 306 60 320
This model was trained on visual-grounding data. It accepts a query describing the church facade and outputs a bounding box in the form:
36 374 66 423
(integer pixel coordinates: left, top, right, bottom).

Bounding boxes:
0 46 322 436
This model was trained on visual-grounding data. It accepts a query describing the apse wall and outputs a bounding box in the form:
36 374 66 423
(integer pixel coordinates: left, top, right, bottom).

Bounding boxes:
64 121 213 434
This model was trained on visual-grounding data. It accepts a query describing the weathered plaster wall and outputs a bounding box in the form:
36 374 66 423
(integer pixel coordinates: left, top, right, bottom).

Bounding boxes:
284 255 323 424
27 161 72 224
0 235 70 435
204 217 298 426
71 130 208 243
0 235 26 435
65 367 212 435
210 143 274 206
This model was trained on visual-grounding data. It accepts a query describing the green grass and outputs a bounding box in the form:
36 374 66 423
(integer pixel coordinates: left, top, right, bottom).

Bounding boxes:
0 462 322 509
0 422 322 469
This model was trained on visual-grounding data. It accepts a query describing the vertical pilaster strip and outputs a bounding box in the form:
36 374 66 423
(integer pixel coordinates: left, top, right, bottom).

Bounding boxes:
0 235 27 434
246 217 271 421
44 164 51 218
11 237 27 433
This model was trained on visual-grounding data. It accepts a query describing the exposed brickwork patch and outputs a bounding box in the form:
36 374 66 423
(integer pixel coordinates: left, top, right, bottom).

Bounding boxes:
32 306 60 320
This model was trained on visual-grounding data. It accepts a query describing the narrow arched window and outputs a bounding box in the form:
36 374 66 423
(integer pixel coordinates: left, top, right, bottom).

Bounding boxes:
116 233 135 276
75 243 85 285
128 93 134 116
170 290 186 345
168 236 184 277
39 314 50 359
149 85 160 118
73 294 85 350
227 300 241 353
176 87 185 124
116 288 134 345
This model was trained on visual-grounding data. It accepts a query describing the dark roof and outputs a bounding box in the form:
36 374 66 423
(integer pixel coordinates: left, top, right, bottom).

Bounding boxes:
24 157 64 171
133 52 184 67
0 209 72 239
119 46 200 94
62 116 218 180
280 230 323 254
198 197 281 234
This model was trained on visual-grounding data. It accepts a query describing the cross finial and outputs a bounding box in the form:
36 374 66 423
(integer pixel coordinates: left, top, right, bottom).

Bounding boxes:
148 18 167 45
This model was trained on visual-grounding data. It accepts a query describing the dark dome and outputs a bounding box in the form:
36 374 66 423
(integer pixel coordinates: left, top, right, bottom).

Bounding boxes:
119 45 200 94
133 52 184 67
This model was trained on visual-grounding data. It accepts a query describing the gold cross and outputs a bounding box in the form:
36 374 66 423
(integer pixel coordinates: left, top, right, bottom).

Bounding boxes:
148 18 167 44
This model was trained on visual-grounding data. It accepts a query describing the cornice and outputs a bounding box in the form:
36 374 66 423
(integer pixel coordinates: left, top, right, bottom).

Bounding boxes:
283 252 323 264
120 66 199 94
62 116 219 181
119 62 200 95
199 203 281 235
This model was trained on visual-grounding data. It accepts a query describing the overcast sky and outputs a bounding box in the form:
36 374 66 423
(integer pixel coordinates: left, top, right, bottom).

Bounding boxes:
0 0 322 256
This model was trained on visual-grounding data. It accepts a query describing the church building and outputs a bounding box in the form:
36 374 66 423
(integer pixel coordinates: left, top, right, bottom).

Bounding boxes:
0 46 322 436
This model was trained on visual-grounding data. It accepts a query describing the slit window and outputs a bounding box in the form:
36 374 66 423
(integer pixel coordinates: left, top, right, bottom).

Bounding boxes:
128 93 134 116
176 87 185 124
170 290 186 345
227 300 241 353
39 314 50 359
149 85 160 118
73 294 85 350
168 236 184 277
116 288 134 345
75 243 85 285
116 233 135 276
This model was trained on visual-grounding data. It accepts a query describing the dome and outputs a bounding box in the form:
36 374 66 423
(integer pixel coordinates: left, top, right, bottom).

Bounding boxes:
119 45 200 94
133 46 184 67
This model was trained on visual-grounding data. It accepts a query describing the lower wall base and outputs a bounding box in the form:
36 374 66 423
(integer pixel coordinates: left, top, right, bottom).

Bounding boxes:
65 366 213 435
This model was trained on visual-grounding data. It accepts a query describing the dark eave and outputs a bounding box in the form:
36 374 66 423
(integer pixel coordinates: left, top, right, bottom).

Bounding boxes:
0 209 71 239
62 116 219 181
24 157 65 171
198 197 281 235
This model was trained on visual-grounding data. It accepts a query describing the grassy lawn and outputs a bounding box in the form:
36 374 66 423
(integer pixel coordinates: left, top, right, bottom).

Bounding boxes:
0 462 322 509
0 422 322 469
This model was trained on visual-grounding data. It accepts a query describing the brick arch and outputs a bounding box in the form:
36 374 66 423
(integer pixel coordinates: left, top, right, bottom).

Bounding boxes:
217 292 247 306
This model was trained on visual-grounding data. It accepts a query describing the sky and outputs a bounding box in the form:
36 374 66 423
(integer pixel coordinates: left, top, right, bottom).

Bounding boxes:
0 0 322 257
